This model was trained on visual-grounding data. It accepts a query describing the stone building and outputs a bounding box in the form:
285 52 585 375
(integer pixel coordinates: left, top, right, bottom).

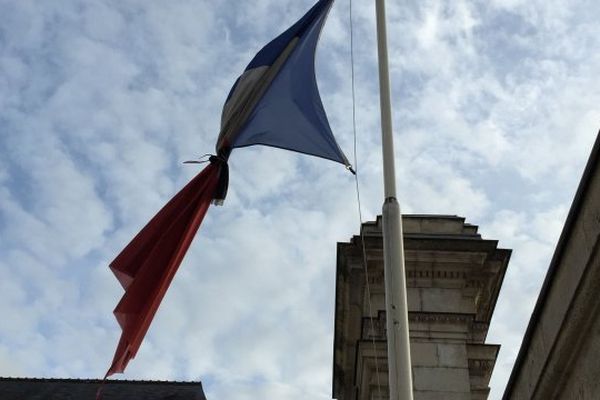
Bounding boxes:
333 215 511 400
503 132 600 399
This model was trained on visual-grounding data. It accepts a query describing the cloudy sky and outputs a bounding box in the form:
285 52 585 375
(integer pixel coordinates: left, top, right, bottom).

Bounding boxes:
1 0 599 399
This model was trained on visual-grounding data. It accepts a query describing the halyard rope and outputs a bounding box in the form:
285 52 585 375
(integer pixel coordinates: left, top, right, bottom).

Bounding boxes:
349 0 384 398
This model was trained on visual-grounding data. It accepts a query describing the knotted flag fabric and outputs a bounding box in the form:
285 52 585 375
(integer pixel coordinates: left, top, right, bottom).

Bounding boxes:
105 0 350 378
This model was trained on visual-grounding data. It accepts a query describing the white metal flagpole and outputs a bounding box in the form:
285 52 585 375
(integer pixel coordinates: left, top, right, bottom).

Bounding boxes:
374 1 414 399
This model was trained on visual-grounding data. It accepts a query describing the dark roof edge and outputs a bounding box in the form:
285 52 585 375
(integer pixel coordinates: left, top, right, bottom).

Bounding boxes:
0 377 202 386
502 129 600 399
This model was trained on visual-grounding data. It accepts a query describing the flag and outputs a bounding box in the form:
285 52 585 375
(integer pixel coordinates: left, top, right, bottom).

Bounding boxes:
214 0 351 202
217 0 349 168
104 0 349 378
105 163 220 376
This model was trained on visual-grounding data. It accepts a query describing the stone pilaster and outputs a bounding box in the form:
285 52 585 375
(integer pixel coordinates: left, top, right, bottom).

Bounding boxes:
333 215 510 400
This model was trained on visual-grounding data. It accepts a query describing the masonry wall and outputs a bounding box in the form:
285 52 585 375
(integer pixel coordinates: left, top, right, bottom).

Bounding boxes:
503 132 600 400
333 215 510 400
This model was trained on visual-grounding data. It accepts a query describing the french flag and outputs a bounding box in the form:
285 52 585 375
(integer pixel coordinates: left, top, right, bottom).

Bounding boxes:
217 0 349 169
103 0 350 379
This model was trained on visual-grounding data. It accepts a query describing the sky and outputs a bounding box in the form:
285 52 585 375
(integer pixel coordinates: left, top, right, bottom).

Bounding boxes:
0 0 599 399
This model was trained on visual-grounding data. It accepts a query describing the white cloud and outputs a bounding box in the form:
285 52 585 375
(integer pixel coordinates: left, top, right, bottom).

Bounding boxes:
0 1 598 399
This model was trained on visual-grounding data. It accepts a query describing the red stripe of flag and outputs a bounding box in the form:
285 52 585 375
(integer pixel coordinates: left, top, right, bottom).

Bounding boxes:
105 163 220 376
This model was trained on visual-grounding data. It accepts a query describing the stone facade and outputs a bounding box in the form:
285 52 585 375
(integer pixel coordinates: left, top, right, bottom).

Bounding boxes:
503 132 600 400
333 215 510 400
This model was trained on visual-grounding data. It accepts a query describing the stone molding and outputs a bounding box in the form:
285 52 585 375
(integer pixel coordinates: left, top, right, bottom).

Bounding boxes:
468 359 495 377
333 215 510 400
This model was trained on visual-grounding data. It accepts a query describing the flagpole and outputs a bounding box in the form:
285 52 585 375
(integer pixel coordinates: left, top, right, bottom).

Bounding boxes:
374 1 414 399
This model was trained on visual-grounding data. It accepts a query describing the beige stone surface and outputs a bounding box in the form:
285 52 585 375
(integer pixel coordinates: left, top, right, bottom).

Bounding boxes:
504 134 600 400
415 391 472 400
413 367 471 392
333 215 510 400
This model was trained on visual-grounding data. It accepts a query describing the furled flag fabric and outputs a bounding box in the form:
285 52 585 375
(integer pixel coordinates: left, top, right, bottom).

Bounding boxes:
105 163 220 376
104 0 349 378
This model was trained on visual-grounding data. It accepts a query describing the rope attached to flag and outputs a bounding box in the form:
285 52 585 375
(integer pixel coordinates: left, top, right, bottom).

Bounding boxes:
348 0 383 397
